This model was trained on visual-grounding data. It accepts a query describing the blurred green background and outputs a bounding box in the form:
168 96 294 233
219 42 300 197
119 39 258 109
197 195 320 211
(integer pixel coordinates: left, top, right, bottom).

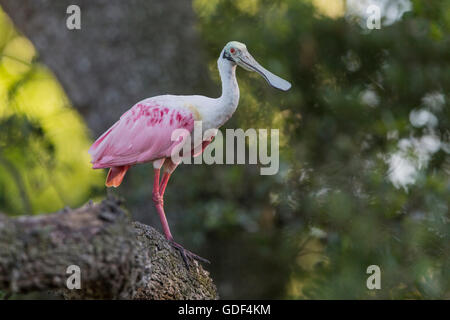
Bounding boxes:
0 0 449 299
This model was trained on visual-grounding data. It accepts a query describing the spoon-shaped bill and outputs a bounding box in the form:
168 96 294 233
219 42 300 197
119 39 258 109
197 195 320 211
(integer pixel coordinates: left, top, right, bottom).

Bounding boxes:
238 52 291 91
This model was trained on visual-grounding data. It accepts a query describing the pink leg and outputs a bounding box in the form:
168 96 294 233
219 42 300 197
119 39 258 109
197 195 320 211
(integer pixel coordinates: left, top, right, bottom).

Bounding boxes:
159 172 171 198
152 168 173 240
159 159 177 198
152 161 209 267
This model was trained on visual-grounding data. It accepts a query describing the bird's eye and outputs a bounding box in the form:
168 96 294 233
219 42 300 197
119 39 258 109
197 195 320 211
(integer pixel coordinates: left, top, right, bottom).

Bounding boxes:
230 48 236 54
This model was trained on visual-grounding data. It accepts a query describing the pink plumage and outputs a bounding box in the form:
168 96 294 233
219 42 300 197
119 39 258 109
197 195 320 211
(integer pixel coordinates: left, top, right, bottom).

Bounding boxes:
89 100 194 171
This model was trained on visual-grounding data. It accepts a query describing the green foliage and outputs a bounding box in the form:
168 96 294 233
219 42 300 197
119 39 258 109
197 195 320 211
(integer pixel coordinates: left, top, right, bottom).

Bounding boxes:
0 8 104 215
193 0 450 298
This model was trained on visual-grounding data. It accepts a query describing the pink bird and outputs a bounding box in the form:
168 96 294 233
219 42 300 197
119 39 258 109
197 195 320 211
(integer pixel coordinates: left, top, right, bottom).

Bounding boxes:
89 41 291 266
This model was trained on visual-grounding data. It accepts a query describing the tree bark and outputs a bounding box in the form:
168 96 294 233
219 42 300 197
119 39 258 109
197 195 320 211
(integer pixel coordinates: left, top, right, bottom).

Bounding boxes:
0 198 218 300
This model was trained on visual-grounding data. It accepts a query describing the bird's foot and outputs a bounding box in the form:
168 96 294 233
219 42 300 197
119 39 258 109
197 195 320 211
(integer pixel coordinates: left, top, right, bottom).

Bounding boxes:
169 240 210 269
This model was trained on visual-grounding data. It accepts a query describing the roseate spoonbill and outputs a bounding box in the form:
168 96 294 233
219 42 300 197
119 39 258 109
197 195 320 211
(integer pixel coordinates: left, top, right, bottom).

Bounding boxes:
89 41 291 266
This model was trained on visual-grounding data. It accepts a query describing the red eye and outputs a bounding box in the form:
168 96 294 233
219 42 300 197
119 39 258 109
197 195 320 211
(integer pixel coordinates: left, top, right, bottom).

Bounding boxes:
230 48 236 54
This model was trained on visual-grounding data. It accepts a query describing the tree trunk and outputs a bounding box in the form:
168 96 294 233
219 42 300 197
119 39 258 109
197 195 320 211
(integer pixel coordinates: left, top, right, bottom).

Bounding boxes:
0 198 218 299
0 0 214 136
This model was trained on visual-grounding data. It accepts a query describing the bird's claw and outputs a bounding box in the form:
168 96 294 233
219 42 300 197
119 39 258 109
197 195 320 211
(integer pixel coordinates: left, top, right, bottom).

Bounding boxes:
169 240 210 269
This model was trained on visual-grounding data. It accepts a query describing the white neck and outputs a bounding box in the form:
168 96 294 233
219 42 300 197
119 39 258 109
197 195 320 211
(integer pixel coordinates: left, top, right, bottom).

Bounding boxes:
218 55 239 106
206 54 239 128
194 53 240 131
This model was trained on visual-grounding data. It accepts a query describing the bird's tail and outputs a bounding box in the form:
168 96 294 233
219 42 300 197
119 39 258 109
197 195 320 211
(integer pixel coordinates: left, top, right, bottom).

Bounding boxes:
105 165 130 187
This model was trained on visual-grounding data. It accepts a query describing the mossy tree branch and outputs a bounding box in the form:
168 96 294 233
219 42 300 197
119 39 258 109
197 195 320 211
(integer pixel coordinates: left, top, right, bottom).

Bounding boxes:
0 198 217 299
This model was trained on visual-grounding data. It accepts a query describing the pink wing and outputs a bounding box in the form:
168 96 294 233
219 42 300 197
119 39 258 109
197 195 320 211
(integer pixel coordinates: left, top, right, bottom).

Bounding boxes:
89 100 194 169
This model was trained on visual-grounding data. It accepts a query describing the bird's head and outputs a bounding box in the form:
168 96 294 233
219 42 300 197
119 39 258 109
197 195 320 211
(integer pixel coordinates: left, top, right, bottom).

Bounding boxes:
221 41 291 91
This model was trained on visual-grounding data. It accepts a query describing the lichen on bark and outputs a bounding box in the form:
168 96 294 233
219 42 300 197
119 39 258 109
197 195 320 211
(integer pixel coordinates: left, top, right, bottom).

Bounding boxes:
0 198 218 300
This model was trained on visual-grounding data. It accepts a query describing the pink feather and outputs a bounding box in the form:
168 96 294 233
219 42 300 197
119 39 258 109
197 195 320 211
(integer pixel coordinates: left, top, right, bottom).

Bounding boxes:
89 100 194 169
